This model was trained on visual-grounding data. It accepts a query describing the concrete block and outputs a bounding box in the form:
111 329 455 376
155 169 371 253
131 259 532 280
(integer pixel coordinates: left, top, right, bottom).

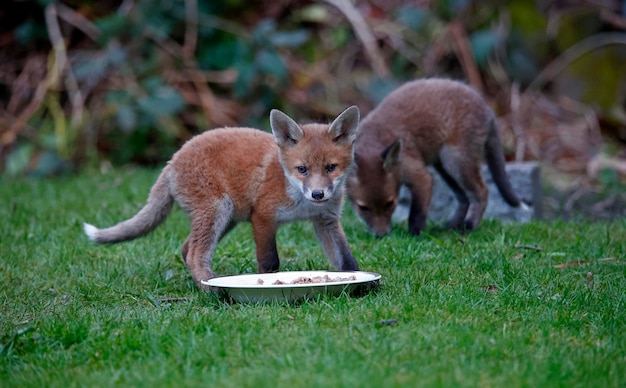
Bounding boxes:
392 162 541 225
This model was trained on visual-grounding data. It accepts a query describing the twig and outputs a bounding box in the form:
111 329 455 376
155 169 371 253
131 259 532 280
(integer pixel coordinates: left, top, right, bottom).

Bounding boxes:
160 297 192 303
589 194 617 215
145 28 237 127
2 56 50 147
374 22 424 69
587 155 626 180
422 33 447 75
45 3 85 129
600 9 626 30
514 244 542 252
323 0 389 78
563 186 587 212
56 3 101 41
183 0 198 60
528 32 626 91
118 0 134 15
165 68 238 84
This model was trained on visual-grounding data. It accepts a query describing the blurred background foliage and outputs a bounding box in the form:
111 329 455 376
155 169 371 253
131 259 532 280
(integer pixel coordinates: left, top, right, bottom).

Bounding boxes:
1 0 625 191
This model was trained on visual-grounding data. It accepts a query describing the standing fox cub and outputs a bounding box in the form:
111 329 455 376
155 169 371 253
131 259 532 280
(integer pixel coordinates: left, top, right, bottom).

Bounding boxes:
84 107 361 288
347 78 523 237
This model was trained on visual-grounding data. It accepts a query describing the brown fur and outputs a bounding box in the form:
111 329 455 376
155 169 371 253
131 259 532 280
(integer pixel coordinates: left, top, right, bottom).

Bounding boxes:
347 78 521 237
85 107 360 289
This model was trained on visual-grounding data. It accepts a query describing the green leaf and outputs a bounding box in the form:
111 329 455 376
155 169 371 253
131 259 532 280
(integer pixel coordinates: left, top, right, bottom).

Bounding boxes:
34 151 67 177
365 78 402 104
74 46 127 84
395 5 430 31
252 19 276 45
137 85 185 119
256 49 287 80
330 26 350 48
435 0 470 20
509 0 548 34
15 19 47 44
292 5 330 23
106 90 134 105
505 47 539 84
96 14 129 45
234 63 258 98
470 30 500 66
134 78 185 119
5 143 34 176
198 37 245 71
116 105 137 132
270 30 310 47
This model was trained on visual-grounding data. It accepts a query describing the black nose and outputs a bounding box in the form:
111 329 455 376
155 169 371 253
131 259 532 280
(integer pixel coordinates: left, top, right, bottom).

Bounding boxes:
311 190 325 200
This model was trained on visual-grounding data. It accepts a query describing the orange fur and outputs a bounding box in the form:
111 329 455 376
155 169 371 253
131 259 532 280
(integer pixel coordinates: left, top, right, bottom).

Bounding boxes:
85 107 360 288
347 79 521 236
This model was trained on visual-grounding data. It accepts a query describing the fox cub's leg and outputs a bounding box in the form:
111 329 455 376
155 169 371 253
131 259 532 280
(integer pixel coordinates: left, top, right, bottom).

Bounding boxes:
458 164 488 231
183 198 235 288
433 160 469 229
312 218 359 271
406 167 433 236
438 146 488 231
251 213 280 273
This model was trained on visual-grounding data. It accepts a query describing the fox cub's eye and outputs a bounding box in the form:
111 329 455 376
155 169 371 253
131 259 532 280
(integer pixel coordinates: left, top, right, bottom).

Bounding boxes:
326 164 337 173
384 200 395 210
296 166 308 175
358 205 370 213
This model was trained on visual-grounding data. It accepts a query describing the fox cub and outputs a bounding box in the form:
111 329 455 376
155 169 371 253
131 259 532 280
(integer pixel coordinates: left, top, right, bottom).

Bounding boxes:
347 78 523 237
85 107 361 288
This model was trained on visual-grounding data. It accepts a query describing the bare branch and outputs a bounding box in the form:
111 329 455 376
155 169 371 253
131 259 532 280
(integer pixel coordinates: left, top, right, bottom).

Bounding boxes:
56 3 101 41
448 21 483 93
528 32 626 91
45 3 85 129
183 0 198 60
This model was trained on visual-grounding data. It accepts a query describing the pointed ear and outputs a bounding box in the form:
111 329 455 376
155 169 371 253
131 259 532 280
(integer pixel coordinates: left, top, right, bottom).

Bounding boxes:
382 140 402 171
270 109 304 146
352 152 360 171
328 106 360 145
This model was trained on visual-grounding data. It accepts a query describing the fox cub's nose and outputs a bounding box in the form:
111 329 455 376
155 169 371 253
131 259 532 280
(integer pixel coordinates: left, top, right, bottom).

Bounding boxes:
311 190 325 200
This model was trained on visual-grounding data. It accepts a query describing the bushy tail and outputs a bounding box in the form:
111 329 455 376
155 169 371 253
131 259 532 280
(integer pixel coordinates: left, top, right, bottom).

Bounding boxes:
484 118 522 208
84 166 174 243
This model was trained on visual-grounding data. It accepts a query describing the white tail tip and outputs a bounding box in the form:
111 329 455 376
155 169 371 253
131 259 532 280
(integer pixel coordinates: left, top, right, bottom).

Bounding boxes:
83 223 99 241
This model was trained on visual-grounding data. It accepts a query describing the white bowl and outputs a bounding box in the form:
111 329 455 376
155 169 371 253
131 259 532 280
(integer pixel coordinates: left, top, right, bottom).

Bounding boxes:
201 270 381 303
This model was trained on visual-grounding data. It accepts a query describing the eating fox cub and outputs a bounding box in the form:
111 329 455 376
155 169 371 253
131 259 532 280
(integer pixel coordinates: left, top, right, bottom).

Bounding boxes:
347 78 523 237
84 107 361 288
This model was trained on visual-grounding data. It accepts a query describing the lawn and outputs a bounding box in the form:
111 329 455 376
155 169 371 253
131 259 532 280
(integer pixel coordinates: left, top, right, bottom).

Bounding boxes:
1 168 625 387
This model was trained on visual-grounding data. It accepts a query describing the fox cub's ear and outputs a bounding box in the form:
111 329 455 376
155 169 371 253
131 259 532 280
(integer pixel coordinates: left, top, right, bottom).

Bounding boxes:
382 140 402 171
270 109 304 146
328 106 360 145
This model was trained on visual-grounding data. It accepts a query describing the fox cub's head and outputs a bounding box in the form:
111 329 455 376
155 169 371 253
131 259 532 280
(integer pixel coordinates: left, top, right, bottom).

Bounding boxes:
347 140 402 237
270 106 360 205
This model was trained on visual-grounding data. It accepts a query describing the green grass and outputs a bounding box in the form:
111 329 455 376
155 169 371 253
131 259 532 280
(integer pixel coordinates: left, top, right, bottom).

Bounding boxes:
1 168 625 387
